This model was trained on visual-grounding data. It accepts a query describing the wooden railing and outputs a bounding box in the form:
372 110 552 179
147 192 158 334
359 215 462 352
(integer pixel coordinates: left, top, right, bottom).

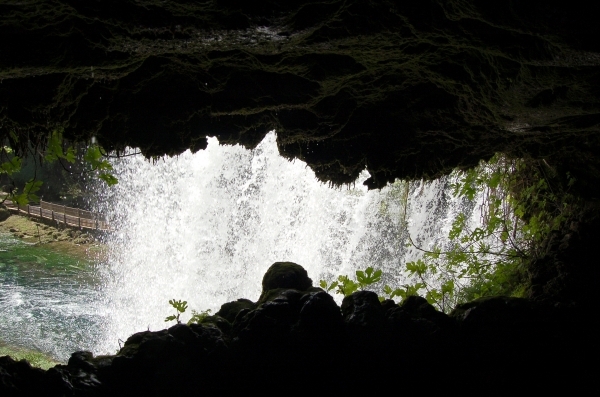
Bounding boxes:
4 199 109 231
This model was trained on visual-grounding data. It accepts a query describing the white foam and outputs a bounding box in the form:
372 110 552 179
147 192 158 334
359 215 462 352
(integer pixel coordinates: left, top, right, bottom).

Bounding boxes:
93 131 484 355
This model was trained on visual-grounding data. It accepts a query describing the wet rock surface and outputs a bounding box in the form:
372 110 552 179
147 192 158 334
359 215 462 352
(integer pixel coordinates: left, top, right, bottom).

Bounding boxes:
2 1 600 189
1 263 597 396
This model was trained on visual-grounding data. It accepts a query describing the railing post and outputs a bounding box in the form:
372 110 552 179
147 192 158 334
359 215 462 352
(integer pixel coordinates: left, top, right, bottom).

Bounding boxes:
8 199 108 230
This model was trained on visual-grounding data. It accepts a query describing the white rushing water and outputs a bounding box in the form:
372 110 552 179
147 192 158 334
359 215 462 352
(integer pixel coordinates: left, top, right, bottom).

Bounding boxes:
92 131 482 355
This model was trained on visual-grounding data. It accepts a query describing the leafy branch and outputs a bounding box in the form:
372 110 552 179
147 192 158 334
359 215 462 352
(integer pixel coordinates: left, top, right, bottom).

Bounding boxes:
1 129 119 205
319 267 382 297
371 154 578 313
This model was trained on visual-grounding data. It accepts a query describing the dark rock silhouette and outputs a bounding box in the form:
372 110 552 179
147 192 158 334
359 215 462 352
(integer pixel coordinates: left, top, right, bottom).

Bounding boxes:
2 1 600 190
1 262 596 396
261 261 313 293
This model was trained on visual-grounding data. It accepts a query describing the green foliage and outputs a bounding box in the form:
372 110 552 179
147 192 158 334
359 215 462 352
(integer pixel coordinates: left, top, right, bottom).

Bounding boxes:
187 309 212 325
320 267 382 297
382 283 425 302
397 154 579 312
0 344 61 370
1 146 21 176
45 130 76 163
1 129 118 204
84 145 118 186
320 267 427 304
165 299 188 324
324 155 578 313
11 180 43 206
164 299 212 325
356 267 382 286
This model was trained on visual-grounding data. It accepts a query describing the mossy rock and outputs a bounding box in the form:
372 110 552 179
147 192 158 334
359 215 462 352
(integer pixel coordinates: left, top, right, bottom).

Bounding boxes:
257 287 324 305
450 295 535 327
261 262 313 294
198 315 232 334
216 299 256 324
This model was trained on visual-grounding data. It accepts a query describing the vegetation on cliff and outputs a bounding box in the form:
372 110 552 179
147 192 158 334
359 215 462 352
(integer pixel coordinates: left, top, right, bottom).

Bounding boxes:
1 130 117 206
0 344 60 370
321 154 582 312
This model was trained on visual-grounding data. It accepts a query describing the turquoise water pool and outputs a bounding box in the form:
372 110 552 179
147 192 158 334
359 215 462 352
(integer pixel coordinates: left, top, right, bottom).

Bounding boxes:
0 233 106 361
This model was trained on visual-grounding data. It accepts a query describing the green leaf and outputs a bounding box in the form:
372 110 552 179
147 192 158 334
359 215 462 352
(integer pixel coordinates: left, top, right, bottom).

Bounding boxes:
405 260 427 276
403 283 424 298
337 276 359 296
64 146 76 163
470 228 485 240
168 299 188 313
487 172 502 189
449 213 466 240
187 309 212 325
99 173 119 186
11 179 43 205
0 156 22 175
426 289 442 304
441 280 455 295
356 267 382 286
45 129 76 163
84 145 103 163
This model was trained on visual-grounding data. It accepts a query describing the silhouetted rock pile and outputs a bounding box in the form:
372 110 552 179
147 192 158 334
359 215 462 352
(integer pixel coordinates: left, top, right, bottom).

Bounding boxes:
1 262 597 396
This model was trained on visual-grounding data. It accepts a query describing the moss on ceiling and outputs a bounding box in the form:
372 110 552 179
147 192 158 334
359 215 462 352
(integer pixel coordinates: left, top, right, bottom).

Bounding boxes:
1 0 599 189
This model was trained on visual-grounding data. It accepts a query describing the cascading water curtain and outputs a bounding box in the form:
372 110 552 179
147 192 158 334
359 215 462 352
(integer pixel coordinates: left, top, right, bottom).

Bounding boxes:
91 131 484 355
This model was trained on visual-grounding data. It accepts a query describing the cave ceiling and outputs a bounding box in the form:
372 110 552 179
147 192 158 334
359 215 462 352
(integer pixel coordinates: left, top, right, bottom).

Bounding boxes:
1 0 599 189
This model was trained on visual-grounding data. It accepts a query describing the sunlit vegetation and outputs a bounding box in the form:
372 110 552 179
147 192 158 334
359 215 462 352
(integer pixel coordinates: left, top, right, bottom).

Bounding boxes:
0 343 61 370
1 129 117 206
321 154 579 312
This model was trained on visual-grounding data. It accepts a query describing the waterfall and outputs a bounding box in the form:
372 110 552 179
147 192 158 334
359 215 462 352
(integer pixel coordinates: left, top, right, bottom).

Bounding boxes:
93 131 482 355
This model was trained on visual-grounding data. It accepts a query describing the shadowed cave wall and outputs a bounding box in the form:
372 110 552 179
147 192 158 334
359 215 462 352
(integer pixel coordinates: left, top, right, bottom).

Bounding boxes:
2 0 600 191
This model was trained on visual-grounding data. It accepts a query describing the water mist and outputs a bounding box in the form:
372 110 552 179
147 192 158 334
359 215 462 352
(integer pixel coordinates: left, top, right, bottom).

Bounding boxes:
93 131 482 355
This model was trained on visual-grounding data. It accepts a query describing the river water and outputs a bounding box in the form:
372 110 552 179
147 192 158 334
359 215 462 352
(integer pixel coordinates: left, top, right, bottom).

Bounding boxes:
1 131 483 361
0 234 105 361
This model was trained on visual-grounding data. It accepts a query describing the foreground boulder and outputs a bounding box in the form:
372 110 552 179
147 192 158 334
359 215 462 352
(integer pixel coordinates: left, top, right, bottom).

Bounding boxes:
1 263 598 396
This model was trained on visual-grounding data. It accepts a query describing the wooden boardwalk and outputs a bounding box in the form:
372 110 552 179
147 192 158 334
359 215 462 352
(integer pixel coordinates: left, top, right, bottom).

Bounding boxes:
4 199 109 231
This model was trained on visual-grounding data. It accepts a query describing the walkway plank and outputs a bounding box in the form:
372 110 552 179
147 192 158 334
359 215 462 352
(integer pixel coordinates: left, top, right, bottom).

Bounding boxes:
3 199 109 231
